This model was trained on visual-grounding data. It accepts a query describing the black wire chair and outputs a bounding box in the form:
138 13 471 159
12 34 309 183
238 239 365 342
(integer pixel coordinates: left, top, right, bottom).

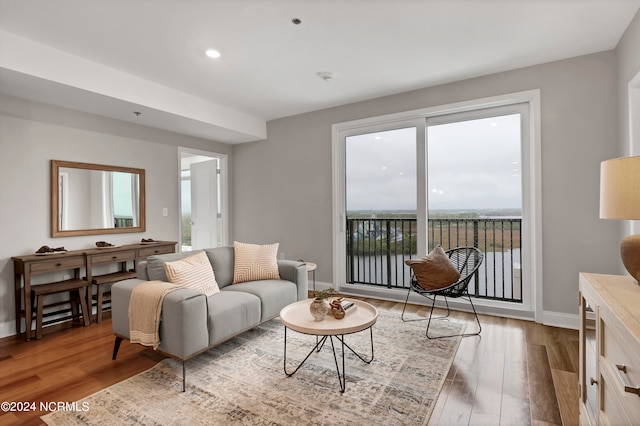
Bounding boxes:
401 246 484 339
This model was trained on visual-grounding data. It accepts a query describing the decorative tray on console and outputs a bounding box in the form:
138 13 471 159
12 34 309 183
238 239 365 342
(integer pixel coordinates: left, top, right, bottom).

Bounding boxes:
35 251 67 256
34 246 67 256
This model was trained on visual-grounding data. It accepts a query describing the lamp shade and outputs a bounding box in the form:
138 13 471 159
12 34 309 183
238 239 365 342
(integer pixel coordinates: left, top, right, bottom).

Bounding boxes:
600 156 640 219
600 156 640 283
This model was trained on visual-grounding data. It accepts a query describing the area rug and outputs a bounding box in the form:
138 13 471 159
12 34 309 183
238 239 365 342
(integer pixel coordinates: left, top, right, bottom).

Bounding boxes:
42 310 464 426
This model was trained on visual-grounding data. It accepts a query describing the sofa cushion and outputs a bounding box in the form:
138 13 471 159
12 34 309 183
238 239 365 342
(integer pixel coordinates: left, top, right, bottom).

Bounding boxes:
404 246 461 290
206 291 261 345
232 241 280 284
163 251 220 297
223 280 297 322
146 251 200 282
204 247 235 288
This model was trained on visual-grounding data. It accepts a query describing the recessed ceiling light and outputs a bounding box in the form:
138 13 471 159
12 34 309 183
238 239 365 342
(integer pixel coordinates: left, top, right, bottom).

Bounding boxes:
205 49 221 59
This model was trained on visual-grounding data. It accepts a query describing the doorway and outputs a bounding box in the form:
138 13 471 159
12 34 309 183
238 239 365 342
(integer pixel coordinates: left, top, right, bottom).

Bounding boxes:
179 148 228 251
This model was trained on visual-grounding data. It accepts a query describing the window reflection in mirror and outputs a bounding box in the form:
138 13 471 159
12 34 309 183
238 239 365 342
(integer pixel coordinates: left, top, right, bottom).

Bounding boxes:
51 160 145 237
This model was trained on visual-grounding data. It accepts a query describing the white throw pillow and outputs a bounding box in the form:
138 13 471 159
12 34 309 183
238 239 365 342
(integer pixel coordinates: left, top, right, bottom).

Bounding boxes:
163 251 220 297
233 241 280 284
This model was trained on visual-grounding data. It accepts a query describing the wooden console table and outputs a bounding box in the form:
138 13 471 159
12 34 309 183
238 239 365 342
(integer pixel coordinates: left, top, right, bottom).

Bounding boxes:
12 241 176 340
579 273 640 425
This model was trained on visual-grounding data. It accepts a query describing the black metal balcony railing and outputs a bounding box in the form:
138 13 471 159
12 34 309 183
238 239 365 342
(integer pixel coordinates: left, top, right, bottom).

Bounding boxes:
346 217 523 303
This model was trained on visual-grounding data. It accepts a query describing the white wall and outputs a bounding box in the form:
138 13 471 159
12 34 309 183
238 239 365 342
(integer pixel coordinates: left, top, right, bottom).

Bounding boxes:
0 94 232 337
232 50 621 321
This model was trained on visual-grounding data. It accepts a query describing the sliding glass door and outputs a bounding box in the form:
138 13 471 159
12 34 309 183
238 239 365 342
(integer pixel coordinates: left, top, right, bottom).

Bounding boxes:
333 94 538 316
427 110 524 303
345 127 418 287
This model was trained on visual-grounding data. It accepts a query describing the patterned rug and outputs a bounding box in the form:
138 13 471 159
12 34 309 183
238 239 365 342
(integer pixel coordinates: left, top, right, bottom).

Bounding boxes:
42 310 464 426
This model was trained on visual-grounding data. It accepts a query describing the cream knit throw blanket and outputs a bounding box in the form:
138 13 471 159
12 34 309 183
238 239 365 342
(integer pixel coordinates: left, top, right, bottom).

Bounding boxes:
129 280 181 350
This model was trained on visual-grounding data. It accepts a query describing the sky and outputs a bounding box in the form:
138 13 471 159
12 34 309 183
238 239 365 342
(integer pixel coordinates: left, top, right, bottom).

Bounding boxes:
345 114 522 212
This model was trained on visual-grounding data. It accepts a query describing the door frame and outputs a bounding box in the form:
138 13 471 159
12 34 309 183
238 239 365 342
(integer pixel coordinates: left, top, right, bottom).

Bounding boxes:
178 147 229 251
332 90 543 322
628 70 640 236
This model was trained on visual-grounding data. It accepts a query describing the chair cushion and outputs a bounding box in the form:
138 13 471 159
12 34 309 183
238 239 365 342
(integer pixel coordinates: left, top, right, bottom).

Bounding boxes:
163 251 220 297
232 241 280 284
405 246 461 290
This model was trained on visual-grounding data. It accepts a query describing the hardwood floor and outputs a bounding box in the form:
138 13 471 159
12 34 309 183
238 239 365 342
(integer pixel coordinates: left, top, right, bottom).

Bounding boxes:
378 299 579 426
0 300 578 426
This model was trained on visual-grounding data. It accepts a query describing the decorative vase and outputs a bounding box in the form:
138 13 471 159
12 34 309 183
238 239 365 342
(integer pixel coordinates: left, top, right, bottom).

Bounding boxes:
310 298 329 321
620 234 640 282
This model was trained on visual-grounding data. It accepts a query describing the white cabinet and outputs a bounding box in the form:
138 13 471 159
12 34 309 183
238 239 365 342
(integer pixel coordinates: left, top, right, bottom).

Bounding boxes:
579 273 640 425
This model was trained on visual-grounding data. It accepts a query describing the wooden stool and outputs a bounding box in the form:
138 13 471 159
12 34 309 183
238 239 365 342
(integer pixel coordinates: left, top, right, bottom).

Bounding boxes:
92 270 136 323
31 279 90 340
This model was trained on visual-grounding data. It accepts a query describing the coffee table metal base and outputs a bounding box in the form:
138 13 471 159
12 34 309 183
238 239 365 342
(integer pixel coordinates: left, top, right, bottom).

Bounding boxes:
283 326 374 392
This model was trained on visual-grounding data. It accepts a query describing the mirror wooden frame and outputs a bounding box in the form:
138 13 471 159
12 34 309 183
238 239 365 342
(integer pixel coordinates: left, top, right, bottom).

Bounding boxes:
51 160 146 237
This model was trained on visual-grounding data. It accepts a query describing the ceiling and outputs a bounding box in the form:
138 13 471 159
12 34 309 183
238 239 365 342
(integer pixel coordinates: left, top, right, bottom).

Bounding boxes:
1 0 639 144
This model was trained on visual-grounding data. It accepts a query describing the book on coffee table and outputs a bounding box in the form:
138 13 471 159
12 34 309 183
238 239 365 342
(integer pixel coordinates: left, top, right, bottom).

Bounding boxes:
341 300 357 315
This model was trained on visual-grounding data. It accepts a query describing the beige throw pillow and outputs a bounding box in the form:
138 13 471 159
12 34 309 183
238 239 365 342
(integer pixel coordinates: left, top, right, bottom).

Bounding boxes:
163 251 220 297
404 246 461 291
233 241 280 284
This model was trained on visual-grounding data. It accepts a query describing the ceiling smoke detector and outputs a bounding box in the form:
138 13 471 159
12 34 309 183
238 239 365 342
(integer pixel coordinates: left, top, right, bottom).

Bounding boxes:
317 71 335 82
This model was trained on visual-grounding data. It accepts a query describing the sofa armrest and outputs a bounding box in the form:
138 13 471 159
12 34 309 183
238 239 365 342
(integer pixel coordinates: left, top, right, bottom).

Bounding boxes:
136 261 150 280
278 260 308 301
111 278 209 359
111 279 144 338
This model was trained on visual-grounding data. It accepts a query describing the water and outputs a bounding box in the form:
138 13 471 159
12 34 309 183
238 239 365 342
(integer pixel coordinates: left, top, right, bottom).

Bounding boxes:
348 249 522 301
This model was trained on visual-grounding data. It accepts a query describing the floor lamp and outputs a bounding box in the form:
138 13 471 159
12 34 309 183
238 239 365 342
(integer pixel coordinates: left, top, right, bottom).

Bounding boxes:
600 156 640 283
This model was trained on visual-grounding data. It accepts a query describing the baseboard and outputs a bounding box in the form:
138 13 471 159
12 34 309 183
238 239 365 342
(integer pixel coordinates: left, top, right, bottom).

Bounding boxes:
0 307 98 340
324 281 579 329
0 320 16 339
1 284 579 340
541 310 579 330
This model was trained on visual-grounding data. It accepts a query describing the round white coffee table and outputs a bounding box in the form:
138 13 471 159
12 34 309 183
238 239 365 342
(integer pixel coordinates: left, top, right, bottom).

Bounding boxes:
279 298 378 392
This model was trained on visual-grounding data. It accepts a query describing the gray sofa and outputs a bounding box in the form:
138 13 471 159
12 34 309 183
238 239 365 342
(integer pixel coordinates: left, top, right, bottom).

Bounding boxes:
111 246 308 388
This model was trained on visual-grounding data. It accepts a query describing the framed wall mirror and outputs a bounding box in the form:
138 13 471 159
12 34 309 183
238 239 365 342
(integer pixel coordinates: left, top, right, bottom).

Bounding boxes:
51 160 146 237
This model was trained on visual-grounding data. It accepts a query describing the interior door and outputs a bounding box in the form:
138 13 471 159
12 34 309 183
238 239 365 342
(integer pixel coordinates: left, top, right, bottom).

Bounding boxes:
190 159 219 250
